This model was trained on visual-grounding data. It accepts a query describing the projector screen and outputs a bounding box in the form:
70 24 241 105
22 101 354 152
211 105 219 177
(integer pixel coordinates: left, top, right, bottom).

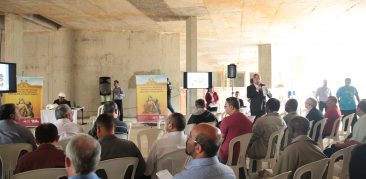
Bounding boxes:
184 72 212 89
0 62 17 93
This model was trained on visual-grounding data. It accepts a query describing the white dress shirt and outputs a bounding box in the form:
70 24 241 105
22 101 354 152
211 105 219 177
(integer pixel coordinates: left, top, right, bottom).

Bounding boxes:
53 118 83 141
145 131 187 178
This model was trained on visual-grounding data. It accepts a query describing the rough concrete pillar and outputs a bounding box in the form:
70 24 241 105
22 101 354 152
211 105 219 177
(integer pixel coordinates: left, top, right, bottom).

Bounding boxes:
258 44 272 88
3 14 23 75
186 16 197 115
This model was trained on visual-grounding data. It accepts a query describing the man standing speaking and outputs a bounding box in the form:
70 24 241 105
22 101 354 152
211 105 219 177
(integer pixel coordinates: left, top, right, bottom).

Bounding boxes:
113 80 125 121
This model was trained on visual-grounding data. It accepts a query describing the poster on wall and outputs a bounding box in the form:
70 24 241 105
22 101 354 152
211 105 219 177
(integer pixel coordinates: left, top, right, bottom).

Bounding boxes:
3 77 43 127
136 75 167 122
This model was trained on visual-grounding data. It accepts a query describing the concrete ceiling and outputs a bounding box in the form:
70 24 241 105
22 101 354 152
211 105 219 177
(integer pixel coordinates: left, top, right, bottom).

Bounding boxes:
1 0 365 72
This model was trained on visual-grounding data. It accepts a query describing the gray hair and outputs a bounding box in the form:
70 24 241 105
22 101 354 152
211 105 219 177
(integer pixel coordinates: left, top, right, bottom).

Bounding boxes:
65 134 101 175
55 104 72 119
306 97 318 108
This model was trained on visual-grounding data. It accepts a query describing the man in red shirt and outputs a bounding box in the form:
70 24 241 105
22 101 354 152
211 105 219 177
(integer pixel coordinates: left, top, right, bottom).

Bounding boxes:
14 123 65 174
323 96 342 137
219 97 252 164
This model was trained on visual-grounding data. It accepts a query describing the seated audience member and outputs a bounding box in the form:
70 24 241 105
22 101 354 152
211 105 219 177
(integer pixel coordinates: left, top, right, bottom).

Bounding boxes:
14 123 65 174
187 99 219 127
219 97 252 164
324 100 366 157
89 101 128 139
283 99 299 124
145 113 187 178
96 114 145 179
281 99 299 150
0 104 36 149
65 134 101 179
248 98 286 159
54 104 83 140
349 143 366 179
53 92 71 107
174 124 235 179
235 91 245 108
264 116 326 179
323 96 342 137
305 97 324 141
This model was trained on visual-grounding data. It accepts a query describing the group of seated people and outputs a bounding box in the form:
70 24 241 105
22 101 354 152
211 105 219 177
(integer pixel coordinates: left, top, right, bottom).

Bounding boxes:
1 93 366 179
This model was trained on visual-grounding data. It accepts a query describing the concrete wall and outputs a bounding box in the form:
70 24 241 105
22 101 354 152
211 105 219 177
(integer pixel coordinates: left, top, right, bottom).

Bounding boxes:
4 17 181 118
72 31 181 117
23 29 74 106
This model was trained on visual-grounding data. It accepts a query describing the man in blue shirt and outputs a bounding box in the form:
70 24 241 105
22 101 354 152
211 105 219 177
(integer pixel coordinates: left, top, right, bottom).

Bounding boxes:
174 123 235 179
336 78 360 129
65 134 100 179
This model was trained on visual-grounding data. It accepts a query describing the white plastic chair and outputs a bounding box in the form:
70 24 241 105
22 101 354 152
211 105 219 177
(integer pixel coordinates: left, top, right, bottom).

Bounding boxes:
125 121 132 140
137 128 164 153
97 105 104 116
226 133 253 179
293 158 330 179
57 138 71 150
250 128 285 171
185 124 195 135
339 113 355 138
310 118 327 149
156 149 188 177
0 143 33 179
327 145 356 179
307 120 314 136
11 168 67 179
95 157 139 179
271 171 291 179
324 115 343 146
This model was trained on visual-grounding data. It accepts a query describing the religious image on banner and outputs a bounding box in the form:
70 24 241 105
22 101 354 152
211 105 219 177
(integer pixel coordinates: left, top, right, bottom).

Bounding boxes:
136 75 167 122
3 77 43 127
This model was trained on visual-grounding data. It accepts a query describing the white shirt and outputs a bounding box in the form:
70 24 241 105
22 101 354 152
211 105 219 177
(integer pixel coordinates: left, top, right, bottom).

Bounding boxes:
316 86 332 102
351 114 366 143
145 131 187 178
53 118 83 141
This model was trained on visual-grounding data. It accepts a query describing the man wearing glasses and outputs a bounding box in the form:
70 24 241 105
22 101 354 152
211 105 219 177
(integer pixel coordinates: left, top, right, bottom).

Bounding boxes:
173 124 235 179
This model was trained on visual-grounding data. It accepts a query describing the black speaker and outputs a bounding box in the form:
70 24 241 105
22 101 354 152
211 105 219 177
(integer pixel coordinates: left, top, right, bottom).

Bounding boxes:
99 77 111 95
227 64 237 78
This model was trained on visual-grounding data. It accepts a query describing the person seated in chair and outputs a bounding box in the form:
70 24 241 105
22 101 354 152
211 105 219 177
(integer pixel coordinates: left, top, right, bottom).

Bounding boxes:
14 123 65 174
187 99 219 127
145 113 187 178
53 92 71 107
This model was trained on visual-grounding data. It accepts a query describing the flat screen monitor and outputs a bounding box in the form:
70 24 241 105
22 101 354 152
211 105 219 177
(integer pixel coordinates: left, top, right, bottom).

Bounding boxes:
184 72 212 89
0 62 17 93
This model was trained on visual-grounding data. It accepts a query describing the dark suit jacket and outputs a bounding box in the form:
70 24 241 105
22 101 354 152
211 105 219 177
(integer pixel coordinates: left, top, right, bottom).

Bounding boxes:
247 84 266 116
53 99 71 107
306 107 324 141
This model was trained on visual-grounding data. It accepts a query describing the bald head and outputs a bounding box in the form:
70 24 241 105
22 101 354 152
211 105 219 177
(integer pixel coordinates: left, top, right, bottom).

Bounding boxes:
191 124 221 157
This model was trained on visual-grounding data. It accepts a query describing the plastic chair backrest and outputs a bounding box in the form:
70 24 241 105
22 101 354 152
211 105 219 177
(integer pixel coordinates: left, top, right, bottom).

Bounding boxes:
11 168 67 179
185 124 195 135
307 120 314 136
57 138 71 151
282 128 289 149
115 133 128 140
0 143 33 179
156 149 188 176
311 118 327 145
227 133 253 166
327 145 356 179
271 171 291 179
97 105 104 116
95 157 138 179
265 128 285 160
341 113 355 135
137 128 164 153
329 115 343 137
126 122 132 140
293 158 330 179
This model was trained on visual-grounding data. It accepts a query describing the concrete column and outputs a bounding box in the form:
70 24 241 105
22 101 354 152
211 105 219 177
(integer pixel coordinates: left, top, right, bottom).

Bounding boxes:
258 44 272 88
186 16 197 115
3 14 23 75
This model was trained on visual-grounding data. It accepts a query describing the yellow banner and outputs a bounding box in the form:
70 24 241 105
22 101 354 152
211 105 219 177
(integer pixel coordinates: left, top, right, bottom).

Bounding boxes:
3 77 43 126
136 75 167 122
